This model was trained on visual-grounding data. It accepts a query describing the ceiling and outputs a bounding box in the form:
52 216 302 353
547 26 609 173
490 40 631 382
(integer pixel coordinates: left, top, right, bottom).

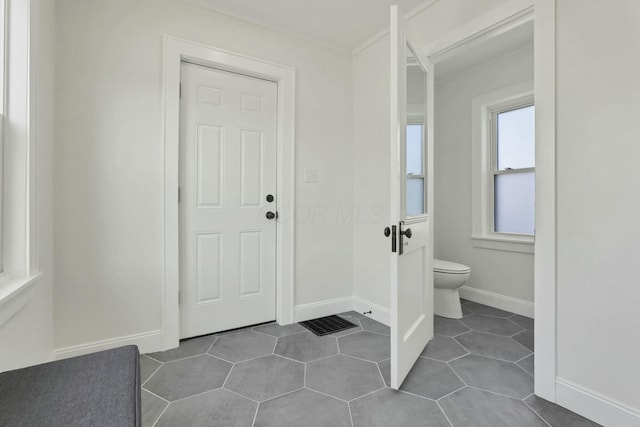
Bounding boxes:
185 0 428 53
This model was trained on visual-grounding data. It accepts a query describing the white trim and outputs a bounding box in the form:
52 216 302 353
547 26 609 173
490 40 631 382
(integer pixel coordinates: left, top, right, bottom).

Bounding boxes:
51 330 164 361
351 296 390 326
533 0 557 402
470 234 534 254
556 378 640 427
459 285 534 318
424 1 534 62
162 36 296 351
293 297 352 323
0 273 38 328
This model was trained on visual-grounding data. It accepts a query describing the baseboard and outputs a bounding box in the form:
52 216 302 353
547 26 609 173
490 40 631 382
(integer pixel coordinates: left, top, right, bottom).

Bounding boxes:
51 330 163 361
351 296 390 326
556 378 640 427
459 286 534 318
294 297 353 323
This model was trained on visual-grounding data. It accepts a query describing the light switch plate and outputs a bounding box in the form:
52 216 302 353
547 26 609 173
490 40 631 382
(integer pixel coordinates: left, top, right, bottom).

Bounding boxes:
304 169 318 183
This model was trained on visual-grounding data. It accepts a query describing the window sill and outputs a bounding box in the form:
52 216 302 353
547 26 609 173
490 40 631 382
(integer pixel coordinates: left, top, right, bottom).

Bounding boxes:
0 273 42 327
471 234 534 254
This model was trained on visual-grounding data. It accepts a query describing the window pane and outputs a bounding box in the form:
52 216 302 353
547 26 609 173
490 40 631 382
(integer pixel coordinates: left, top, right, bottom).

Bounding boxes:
494 172 534 234
497 105 535 170
406 124 423 175
407 178 424 216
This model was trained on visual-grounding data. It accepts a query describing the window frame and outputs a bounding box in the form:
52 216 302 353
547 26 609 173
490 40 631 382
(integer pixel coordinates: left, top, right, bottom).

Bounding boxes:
471 80 535 254
406 120 426 218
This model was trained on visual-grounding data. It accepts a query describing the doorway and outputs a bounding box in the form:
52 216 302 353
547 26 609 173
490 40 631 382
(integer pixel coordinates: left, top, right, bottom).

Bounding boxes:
179 62 278 338
162 37 296 350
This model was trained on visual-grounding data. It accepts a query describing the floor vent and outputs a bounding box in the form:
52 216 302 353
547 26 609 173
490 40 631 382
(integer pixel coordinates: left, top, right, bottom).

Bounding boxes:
300 315 358 336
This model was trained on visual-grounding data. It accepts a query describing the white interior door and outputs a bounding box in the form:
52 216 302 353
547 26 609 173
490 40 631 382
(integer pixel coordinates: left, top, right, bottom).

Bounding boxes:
388 5 435 389
179 62 278 339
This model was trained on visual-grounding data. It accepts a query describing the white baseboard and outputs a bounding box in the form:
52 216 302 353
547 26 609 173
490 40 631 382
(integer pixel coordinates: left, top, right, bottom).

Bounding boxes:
556 378 640 427
51 330 163 361
459 286 534 318
351 296 390 326
294 297 353 323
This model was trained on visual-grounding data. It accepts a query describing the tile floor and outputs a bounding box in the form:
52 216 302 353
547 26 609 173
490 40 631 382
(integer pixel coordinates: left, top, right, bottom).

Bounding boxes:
140 300 601 427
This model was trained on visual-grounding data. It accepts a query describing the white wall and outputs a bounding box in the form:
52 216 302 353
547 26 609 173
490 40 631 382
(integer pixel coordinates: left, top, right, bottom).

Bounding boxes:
555 0 640 422
434 47 534 303
352 0 515 312
0 0 55 371
53 0 353 351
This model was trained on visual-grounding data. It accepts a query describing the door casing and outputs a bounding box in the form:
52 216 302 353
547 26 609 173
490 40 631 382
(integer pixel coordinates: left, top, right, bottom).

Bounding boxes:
162 36 296 351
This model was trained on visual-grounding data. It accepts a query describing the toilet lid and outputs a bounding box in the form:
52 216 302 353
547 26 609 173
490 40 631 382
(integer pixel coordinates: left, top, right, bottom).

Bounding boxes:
433 259 470 274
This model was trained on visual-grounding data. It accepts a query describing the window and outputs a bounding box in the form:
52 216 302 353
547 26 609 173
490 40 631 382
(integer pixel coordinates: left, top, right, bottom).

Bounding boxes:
492 104 535 234
471 80 535 253
406 123 425 216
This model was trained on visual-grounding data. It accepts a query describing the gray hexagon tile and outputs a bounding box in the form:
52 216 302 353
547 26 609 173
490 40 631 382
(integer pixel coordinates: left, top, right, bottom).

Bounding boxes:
338 331 390 362
525 395 602 427
509 314 534 331
225 355 304 402
512 329 534 351
350 388 450 427
140 355 161 383
253 322 306 338
141 390 167 427
518 354 534 376
400 357 464 400
155 389 257 427
146 334 216 362
421 335 468 362
274 332 338 362
462 314 524 336
462 305 472 316
434 316 470 337
450 354 533 399
439 387 548 427
359 317 390 335
463 302 512 317
143 354 231 401
254 389 351 427
208 331 276 362
456 331 531 361
306 354 384 401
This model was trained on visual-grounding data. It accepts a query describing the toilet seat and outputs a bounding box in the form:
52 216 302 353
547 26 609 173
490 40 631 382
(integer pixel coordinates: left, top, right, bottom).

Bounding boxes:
433 259 470 274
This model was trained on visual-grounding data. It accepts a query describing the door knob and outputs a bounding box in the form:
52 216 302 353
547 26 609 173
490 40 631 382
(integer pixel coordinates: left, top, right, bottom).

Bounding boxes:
266 194 274 203
384 227 391 237
402 228 412 239
266 211 277 220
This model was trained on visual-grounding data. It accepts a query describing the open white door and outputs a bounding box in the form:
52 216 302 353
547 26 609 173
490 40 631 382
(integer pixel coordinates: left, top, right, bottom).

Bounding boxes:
388 5 435 389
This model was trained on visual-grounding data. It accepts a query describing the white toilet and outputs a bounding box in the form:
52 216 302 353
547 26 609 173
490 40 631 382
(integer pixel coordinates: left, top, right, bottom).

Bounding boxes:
433 259 471 319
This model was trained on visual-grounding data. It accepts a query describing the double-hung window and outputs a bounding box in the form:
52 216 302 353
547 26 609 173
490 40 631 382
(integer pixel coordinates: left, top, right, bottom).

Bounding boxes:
471 80 535 253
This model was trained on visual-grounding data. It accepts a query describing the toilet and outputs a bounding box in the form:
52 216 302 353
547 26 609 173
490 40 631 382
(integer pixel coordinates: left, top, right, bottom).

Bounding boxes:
433 259 471 319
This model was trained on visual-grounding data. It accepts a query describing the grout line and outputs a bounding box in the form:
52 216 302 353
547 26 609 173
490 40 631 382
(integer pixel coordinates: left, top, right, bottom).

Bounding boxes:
348 401 355 427
250 402 259 427
396 388 438 402
445 362 469 388
142 388 171 404
257 387 305 404
436 400 456 427
514 353 533 364
141 364 164 388
220 362 235 390
465 385 530 401
167 387 226 404
151 402 170 427
272 353 308 365
436 384 467 402
305 387 350 403
375 360 387 386
349 386 387 402
524 400 554 427
143 354 166 364
205 336 218 353
225 388 260 404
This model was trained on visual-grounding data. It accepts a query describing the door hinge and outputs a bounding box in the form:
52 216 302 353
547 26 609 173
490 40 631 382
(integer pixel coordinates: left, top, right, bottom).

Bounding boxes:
178 291 181 305
179 83 182 99
178 187 181 203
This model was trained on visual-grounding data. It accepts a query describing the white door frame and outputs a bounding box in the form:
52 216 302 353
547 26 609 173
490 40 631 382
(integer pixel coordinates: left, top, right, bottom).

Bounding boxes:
422 1 557 402
161 35 296 350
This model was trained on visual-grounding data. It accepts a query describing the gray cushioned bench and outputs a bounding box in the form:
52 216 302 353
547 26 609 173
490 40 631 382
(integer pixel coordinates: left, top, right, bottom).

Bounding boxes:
0 345 141 427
